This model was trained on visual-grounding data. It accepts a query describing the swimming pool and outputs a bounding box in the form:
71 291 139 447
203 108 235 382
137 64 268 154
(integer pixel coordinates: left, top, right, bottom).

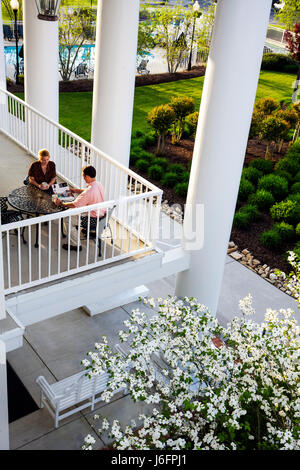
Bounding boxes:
4 44 96 69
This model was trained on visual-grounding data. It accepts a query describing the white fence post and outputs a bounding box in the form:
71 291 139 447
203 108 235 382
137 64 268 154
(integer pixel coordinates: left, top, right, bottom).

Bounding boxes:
0 340 9 450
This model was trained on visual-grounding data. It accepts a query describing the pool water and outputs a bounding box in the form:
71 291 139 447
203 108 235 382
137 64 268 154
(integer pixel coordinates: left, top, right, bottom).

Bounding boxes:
5 44 96 69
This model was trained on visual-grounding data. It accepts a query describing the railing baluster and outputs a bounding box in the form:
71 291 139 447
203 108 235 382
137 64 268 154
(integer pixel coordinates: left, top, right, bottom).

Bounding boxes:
6 230 11 289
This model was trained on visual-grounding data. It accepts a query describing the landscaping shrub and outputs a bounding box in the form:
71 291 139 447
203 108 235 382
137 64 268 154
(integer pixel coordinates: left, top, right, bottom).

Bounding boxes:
233 210 251 229
287 193 300 205
135 158 151 173
293 241 300 259
132 130 144 139
242 167 263 185
291 182 300 194
238 177 255 201
152 157 169 170
185 111 199 139
249 158 273 174
273 170 293 185
248 189 275 211
147 164 164 181
174 182 188 198
294 171 300 183
168 163 186 177
161 172 181 187
260 228 282 250
147 104 176 154
274 222 294 241
261 53 298 73
233 205 259 229
169 96 195 144
257 174 289 201
296 223 300 238
260 115 290 158
270 199 300 225
254 97 279 115
274 157 300 176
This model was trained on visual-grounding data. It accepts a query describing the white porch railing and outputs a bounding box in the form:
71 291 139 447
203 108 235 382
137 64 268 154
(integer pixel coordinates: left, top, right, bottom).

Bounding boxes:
0 88 162 295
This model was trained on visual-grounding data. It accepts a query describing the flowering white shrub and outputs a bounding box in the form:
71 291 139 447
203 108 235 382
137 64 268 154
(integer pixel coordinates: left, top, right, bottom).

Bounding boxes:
82 291 300 451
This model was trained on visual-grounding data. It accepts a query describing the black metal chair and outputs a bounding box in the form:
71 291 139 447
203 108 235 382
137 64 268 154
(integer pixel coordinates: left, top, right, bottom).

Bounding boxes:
81 205 115 257
0 197 26 243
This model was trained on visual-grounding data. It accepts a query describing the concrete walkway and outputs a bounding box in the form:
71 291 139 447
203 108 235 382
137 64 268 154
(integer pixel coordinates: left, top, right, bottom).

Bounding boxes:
1 134 298 450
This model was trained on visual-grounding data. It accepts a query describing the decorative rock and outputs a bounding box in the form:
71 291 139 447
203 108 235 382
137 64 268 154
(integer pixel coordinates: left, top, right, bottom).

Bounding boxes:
229 241 236 248
269 273 277 281
230 252 243 261
227 247 238 254
242 249 250 255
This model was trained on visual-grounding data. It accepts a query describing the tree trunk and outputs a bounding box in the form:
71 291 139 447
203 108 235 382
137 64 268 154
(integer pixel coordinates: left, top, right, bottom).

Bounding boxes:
292 63 300 103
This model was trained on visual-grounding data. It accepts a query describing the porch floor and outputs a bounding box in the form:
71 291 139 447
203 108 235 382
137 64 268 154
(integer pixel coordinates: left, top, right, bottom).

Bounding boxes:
0 133 152 295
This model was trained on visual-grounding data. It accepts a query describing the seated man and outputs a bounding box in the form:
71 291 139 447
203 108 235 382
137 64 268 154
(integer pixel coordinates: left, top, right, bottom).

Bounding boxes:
55 165 105 251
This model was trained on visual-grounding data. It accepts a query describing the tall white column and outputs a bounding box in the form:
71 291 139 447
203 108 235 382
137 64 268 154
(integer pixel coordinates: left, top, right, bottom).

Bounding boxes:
91 0 140 166
0 1 6 90
175 0 272 316
23 0 59 121
0 341 9 450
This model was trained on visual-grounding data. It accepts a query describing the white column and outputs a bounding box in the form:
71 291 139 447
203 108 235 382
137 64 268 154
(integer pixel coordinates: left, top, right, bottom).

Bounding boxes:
0 341 9 450
175 0 272 316
23 0 59 121
91 0 140 167
0 1 6 90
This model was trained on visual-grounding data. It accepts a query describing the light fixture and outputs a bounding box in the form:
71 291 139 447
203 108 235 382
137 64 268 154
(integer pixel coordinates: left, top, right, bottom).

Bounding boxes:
10 0 19 11
35 0 61 21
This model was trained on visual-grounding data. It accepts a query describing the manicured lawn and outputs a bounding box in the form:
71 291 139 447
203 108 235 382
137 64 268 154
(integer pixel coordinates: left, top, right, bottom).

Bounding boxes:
60 71 297 141
15 70 296 142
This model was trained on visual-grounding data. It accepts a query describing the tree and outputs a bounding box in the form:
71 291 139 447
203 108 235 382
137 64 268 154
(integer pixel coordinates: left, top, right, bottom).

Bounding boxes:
261 115 290 158
169 95 195 144
275 1 300 102
137 7 156 62
194 2 216 64
275 0 300 29
284 23 300 102
152 3 195 73
147 104 176 154
58 7 94 82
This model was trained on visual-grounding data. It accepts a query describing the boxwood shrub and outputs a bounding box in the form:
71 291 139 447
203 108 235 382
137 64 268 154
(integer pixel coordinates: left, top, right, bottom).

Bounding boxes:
257 174 289 201
274 157 300 177
260 228 282 250
233 205 259 229
147 164 164 181
174 182 188 198
249 158 273 174
270 199 300 225
294 171 300 183
291 182 300 194
168 163 186 177
238 177 255 201
273 170 293 185
242 167 263 185
161 172 181 187
296 223 300 238
153 157 169 170
261 53 299 73
136 158 151 173
273 222 294 241
248 189 275 211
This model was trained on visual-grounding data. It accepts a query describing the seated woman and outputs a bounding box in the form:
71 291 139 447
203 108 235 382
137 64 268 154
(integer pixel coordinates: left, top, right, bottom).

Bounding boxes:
28 149 56 194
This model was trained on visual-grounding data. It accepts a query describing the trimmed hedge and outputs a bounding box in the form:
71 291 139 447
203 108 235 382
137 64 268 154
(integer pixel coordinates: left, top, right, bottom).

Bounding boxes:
270 199 300 225
260 228 282 250
249 158 273 174
238 178 255 201
248 189 275 211
242 167 263 185
148 164 164 181
161 172 182 187
274 157 300 177
261 53 299 73
274 222 294 241
174 182 188 198
136 158 151 172
257 174 289 201
291 182 300 194
233 204 259 229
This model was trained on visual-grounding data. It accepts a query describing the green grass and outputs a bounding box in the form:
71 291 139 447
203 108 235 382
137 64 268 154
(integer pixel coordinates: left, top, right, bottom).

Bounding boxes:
15 70 297 142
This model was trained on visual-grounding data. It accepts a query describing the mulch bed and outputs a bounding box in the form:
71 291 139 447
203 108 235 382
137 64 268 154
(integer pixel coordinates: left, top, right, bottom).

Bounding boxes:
7 66 206 94
132 136 293 274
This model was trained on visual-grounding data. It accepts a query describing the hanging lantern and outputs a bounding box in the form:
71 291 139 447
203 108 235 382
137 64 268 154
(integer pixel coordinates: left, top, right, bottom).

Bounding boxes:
35 0 61 21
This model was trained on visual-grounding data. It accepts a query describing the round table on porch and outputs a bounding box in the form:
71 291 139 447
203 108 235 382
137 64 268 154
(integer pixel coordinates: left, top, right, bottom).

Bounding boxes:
8 185 65 247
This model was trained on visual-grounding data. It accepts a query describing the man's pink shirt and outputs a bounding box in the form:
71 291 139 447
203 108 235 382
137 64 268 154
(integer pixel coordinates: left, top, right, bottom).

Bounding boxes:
73 181 106 218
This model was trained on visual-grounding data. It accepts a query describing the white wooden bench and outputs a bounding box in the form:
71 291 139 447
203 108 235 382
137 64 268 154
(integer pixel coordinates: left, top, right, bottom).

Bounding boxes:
36 370 119 428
